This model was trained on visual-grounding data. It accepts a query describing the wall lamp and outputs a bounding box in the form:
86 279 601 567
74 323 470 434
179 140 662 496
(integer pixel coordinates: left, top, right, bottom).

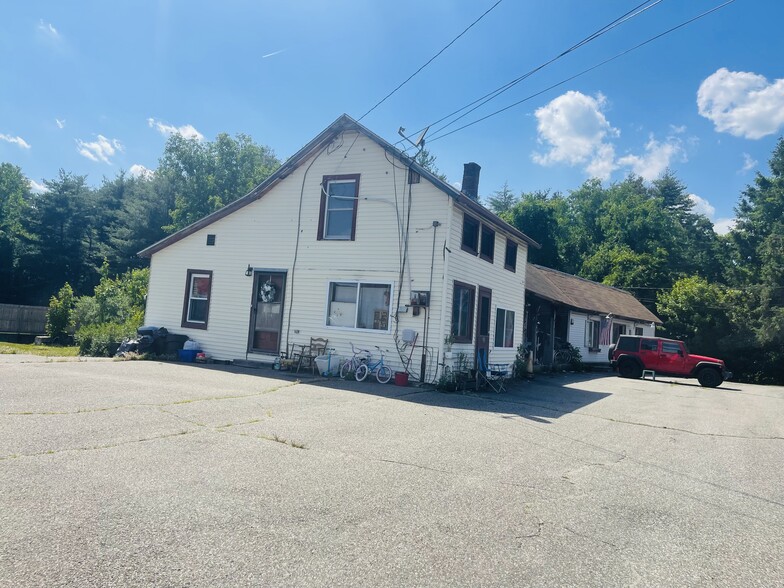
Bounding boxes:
245 264 253 277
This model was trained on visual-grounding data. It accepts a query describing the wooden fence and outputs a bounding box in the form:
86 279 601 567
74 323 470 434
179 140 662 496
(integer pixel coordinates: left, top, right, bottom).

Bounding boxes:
0 303 48 335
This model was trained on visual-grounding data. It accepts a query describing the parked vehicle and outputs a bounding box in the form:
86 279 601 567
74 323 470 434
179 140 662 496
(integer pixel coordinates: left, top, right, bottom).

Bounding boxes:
609 335 732 388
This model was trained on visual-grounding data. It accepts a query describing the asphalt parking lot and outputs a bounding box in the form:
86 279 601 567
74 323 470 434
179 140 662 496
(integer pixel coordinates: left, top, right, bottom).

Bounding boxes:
1 356 783 587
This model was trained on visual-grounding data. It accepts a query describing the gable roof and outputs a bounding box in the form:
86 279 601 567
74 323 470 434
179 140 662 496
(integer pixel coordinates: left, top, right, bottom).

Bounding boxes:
525 263 662 324
138 114 539 257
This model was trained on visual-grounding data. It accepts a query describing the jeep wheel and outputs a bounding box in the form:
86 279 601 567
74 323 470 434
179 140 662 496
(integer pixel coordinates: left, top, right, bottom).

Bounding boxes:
618 359 642 379
697 367 723 388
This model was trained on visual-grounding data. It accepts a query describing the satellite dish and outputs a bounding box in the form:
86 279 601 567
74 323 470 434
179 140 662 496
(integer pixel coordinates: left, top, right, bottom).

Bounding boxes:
414 126 430 148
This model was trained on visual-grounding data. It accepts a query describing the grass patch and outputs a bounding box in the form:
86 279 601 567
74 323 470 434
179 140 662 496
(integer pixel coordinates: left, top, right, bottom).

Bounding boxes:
0 342 79 357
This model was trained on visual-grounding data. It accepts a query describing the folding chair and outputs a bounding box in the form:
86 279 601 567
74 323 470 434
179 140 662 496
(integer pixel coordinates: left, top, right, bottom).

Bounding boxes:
476 349 509 394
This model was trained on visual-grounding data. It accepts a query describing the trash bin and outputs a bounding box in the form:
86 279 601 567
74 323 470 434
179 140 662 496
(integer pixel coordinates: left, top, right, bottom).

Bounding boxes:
163 334 189 355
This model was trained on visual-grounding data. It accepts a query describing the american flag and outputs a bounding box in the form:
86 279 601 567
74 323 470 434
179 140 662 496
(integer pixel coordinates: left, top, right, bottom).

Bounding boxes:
599 316 613 346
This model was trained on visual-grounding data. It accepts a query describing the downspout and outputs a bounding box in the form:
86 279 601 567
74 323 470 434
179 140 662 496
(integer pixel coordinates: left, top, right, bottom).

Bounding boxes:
420 220 440 383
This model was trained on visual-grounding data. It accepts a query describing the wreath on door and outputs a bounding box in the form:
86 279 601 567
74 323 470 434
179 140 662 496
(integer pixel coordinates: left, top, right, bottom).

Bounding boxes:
259 280 277 303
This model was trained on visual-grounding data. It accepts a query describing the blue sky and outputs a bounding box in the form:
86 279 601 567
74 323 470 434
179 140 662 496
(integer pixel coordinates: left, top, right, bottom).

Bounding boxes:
3 0 783 233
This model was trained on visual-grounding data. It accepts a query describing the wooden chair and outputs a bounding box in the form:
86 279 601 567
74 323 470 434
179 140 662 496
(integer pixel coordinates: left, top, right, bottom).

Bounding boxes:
296 337 328 374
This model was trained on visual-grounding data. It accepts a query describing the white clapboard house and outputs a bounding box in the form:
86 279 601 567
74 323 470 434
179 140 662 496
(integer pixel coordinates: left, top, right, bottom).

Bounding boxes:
139 114 539 382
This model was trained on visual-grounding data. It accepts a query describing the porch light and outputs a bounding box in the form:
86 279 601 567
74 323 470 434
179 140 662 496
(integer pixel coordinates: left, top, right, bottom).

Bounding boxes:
245 264 253 277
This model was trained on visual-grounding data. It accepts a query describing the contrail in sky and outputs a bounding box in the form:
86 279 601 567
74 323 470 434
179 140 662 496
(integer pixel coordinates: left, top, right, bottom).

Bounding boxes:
262 49 286 59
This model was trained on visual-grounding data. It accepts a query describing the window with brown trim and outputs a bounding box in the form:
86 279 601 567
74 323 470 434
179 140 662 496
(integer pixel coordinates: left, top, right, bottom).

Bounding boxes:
480 225 495 263
461 215 479 255
504 240 517 272
451 281 475 343
181 269 212 329
318 174 360 241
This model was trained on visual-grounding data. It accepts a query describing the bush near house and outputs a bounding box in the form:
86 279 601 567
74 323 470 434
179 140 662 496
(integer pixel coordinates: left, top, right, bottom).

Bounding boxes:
72 265 149 356
45 283 75 343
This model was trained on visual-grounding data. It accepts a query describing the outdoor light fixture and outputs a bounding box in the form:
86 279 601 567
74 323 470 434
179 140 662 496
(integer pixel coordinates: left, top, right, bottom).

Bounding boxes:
245 264 253 277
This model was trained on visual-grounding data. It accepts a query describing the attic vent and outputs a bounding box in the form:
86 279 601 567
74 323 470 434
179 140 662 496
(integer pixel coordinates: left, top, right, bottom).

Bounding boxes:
408 169 420 184
206 234 216 246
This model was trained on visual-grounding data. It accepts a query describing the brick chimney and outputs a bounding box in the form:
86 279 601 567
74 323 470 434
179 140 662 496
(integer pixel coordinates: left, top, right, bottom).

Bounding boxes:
461 162 481 201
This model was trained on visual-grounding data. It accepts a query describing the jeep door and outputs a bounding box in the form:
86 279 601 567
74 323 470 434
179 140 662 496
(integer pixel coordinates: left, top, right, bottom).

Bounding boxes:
657 340 687 375
639 338 659 370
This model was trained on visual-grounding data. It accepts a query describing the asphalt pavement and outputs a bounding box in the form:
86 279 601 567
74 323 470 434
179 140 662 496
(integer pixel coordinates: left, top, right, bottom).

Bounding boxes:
1 356 783 587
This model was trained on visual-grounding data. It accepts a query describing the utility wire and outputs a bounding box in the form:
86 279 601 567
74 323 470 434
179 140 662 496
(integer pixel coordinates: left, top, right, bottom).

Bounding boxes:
397 0 664 147
357 0 504 121
422 0 738 146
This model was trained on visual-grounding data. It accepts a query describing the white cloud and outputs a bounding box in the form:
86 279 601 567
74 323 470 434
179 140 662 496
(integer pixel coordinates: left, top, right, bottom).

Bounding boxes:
689 193 735 235
129 164 153 179
617 135 685 181
697 68 784 139
532 91 619 179
55 118 65 129
147 118 204 141
76 135 123 164
0 134 31 149
37 19 60 39
29 180 47 194
740 153 757 173
688 193 715 218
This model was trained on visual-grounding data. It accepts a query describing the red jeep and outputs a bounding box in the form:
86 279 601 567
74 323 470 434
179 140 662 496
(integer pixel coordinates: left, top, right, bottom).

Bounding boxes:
609 335 732 388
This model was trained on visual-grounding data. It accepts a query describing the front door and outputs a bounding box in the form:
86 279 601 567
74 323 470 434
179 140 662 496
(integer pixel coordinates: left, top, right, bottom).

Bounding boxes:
475 286 492 370
249 271 286 354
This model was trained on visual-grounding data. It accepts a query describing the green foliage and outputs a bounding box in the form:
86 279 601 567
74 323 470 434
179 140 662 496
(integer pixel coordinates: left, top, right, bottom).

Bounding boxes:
504 190 564 268
0 164 31 302
513 343 529 379
413 148 448 182
45 283 75 341
75 321 137 357
73 266 149 356
486 182 518 215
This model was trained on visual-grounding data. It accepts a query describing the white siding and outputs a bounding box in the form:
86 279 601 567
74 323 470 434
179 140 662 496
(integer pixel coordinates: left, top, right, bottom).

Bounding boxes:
568 311 656 364
146 130 530 380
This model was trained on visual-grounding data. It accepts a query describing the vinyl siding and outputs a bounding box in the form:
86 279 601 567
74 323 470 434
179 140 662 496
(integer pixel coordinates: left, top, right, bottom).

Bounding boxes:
146 131 529 379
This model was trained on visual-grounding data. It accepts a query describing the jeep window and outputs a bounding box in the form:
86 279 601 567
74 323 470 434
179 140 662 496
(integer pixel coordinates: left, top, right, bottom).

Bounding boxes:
661 341 681 355
640 339 658 352
616 336 639 352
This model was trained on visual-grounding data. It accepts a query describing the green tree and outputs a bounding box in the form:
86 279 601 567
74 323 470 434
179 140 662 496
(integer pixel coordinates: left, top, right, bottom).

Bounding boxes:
486 182 518 215
504 190 563 268
162 133 280 232
0 163 32 302
413 148 448 182
45 282 75 341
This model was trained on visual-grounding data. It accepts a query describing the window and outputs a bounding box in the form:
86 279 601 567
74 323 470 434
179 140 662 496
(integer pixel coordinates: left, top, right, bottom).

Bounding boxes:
617 336 639 352
494 309 515 348
612 323 627 343
661 341 681 355
461 215 480 255
451 282 475 343
181 270 212 329
326 281 391 331
585 319 600 350
504 240 517 272
635 327 644 336
318 174 359 240
480 226 495 263
641 339 658 351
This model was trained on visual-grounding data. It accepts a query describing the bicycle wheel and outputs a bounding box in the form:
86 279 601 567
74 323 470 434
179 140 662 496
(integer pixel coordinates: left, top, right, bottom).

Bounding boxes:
355 363 369 382
339 359 354 379
376 365 392 384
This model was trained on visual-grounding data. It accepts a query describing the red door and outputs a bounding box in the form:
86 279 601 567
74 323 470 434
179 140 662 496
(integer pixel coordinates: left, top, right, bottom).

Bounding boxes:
639 338 660 370
657 340 687 375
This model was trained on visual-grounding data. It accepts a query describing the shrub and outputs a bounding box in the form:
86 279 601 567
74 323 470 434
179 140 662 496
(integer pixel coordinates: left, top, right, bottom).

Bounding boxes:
45 283 75 342
75 321 137 357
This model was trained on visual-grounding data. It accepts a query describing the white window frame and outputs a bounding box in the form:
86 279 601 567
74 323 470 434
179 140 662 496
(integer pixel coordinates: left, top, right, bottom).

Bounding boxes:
585 319 600 350
185 272 211 326
494 308 515 348
324 179 357 240
324 280 393 332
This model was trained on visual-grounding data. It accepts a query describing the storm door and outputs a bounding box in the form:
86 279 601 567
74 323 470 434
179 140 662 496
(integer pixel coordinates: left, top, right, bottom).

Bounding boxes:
249 271 286 354
475 286 492 369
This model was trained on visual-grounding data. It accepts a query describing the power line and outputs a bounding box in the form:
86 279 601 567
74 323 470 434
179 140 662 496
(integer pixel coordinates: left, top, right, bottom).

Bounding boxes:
422 0 738 146
407 0 664 145
357 0 504 122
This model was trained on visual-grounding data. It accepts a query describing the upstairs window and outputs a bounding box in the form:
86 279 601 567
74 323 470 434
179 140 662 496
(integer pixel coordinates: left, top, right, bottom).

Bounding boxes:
480 226 495 263
318 174 359 241
182 270 212 329
461 215 480 255
504 240 517 272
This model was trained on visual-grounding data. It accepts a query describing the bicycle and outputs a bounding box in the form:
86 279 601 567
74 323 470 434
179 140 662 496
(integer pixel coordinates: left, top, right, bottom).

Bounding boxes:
354 346 392 384
554 347 573 364
339 343 369 379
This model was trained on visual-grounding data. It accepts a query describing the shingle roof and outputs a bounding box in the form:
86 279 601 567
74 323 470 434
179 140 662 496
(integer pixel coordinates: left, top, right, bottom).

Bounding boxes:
138 114 539 257
525 263 661 324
